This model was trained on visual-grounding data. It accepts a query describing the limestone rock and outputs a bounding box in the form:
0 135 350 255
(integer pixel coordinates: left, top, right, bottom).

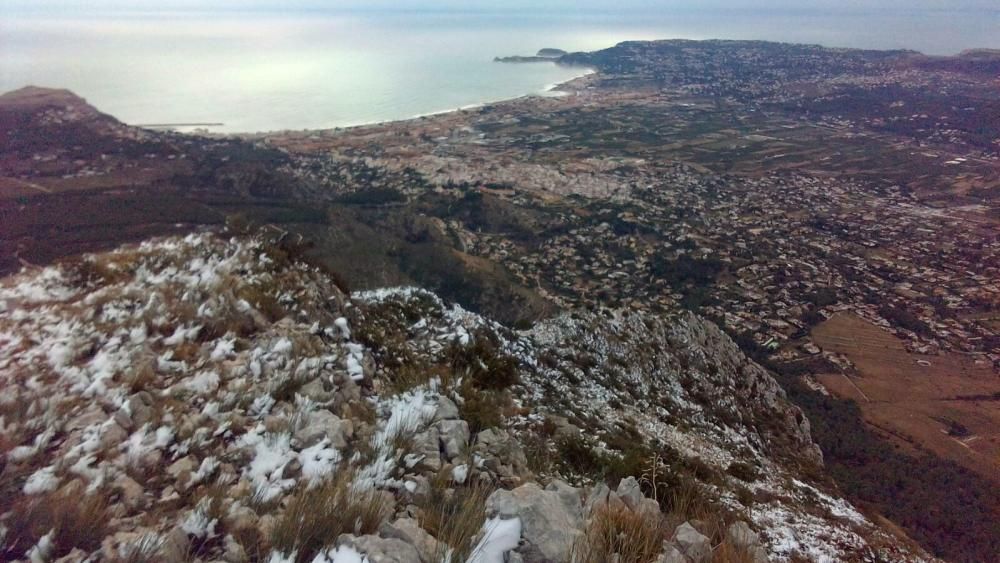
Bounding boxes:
435 396 460 421
114 474 146 511
615 476 643 511
486 482 583 561
166 456 196 479
295 410 352 449
545 479 583 517
673 522 711 563
299 378 335 403
338 534 422 563
657 544 687 563
380 518 445 563
474 428 529 482
412 426 442 471
436 419 469 461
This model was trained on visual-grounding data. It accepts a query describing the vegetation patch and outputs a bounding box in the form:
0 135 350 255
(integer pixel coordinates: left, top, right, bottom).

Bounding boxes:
416 471 494 561
271 475 390 563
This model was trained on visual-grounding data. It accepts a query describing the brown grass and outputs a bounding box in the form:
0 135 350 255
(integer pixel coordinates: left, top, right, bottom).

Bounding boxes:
416 471 494 561
572 503 669 563
108 533 165 563
271 474 390 563
1 490 110 560
382 362 457 396
458 381 512 434
711 540 758 563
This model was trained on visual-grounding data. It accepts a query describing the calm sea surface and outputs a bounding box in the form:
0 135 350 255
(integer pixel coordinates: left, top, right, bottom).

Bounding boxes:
1 9 997 133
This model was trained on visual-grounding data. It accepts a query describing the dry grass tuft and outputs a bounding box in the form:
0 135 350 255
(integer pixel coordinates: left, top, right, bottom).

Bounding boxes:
711 539 759 563
271 474 390 563
110 533 165 563
572 502 669 563
2 489 110 560
383 362 456 396
417 471 494 561
458 380 512 434
663 477 723 530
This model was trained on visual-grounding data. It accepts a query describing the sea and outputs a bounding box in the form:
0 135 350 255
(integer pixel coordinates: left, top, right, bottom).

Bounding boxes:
1 7 997 133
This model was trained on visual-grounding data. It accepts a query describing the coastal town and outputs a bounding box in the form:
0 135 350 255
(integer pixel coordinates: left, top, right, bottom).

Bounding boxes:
258 41 1000 372
2 39 999 562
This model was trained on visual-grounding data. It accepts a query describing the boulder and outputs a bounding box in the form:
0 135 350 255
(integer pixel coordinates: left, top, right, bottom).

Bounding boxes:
412 426 442 471
583 482 627 516
337 534 422 563
673 522 711 563
114 474 146 511
299 378 335 403
295 410 352 449
545 480 583 516
486 482 583 561
436 419 469 461
380 518 445 563
435 396 460 421
166 456 196 479
99 421 128 451
474 429 529 482
657 544 687 563
615 476 644 511
637 497 662 520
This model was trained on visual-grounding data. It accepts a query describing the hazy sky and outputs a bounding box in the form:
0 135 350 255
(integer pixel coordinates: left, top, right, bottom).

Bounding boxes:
4 0 997 12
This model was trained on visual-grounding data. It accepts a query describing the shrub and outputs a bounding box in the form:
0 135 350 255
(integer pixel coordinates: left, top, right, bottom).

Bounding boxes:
447 336 520 391
556 435 608 477
271 475 389 563
334 187 406 206
726 461 759 483
459 382 508 434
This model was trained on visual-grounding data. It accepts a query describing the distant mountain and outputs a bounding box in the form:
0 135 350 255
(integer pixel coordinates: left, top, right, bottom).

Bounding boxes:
494 48 570 64
536 48 568 58
0 86 137 156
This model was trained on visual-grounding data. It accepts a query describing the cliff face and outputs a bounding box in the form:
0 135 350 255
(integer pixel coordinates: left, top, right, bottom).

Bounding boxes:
0 232 929 562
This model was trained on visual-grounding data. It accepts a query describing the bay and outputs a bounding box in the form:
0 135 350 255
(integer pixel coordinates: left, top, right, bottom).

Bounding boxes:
1 8 996 133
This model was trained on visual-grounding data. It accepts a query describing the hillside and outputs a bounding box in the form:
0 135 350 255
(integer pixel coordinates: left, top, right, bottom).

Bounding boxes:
3 35 1000 561
0 231 929 562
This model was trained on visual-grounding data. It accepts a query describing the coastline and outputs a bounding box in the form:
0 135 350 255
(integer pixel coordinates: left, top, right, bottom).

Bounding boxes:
237 67 596 139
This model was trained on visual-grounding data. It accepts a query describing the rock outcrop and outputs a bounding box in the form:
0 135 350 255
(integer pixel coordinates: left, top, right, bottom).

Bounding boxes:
0 233 933 562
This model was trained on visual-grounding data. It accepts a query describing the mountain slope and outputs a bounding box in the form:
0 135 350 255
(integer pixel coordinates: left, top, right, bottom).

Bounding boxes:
0 232 930 562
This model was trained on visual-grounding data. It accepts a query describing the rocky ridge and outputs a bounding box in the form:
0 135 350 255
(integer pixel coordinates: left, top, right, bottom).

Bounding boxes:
0 232 930 562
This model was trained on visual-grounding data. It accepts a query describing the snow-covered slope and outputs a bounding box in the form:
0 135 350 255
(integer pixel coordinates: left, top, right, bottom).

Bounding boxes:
0 233 930 562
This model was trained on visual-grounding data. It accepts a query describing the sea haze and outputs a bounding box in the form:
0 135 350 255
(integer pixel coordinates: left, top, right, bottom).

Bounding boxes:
1 8 997 133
